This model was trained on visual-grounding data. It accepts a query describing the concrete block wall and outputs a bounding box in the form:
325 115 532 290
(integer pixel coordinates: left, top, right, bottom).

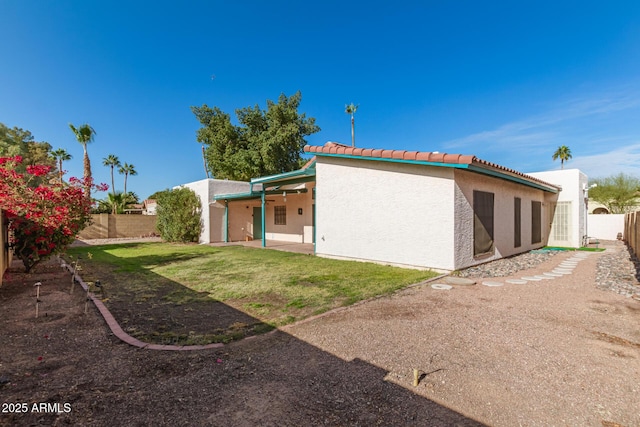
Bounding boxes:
78 214 158 239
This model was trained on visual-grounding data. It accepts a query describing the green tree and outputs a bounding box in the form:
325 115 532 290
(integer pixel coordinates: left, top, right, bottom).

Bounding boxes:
345 103 358 147
191 91 320 181
552 145 572 169
118 162 137 196
147 189 169 201
51 148 72 183
69 123 96 199
156 187 202 242
589 173 640 214
0 123 55 178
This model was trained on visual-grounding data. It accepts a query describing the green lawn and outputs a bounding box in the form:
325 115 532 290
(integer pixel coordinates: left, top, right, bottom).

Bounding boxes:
66 243 437 333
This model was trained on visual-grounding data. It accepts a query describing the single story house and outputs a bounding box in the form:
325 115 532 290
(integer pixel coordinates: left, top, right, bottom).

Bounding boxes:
304 142 562 271
142 199 157 215
202 142 593 271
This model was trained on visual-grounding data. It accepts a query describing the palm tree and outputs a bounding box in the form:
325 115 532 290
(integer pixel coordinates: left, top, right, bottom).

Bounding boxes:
118 162 137 196
50 148 72 184
102 154 121 213
69 123 96 199
345 103 358 147
552 145 572 169
106 192 125 214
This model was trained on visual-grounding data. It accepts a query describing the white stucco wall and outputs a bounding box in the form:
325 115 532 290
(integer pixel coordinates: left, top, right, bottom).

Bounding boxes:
315 157 456 270
528 169 587 248
453 170 554 270
587 214 624 240
178 179 251 244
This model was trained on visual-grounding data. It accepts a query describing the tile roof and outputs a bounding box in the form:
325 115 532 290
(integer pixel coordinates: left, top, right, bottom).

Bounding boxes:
304 142 559 191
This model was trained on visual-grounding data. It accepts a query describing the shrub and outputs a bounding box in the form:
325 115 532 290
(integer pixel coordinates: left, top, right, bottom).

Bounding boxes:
0 156 105 272
156 187 202 242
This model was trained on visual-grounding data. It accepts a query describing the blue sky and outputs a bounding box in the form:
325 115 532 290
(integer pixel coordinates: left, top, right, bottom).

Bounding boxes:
2 1 640 200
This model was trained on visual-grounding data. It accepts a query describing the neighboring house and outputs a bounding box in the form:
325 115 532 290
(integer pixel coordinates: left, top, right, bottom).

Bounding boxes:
588 200 640 215
142 199 157 215
528 169 588 248
123 203 144 214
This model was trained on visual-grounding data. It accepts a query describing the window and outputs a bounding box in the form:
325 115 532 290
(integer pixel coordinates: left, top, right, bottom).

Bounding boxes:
514 197 521 248
531 201 542 244
274 206 286 225
473 191 494 256
552 201 571 242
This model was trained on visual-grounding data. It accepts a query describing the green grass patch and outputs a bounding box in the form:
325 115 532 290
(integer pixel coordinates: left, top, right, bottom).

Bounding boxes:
543 246 605 252
67 243 436 342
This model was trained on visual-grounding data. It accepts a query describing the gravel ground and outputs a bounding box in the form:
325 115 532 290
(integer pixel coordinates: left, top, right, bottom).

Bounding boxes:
1 239 638 426
284 240 640 426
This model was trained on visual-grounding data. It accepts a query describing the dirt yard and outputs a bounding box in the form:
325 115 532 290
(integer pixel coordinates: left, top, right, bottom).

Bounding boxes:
0 244 638 426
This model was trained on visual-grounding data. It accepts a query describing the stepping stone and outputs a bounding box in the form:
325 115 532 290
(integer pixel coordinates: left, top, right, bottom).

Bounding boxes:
482 281 504 287
506 279 528 284
552 269 572 275
431 283 453 290
522 276 542 281
567 258 584 262
544 272 563 277
559 263 578 268
445 277 476 286
554 267 573 272
534 275 554 280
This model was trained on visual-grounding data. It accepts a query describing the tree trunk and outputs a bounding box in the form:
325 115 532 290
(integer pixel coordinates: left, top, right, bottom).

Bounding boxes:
83 145 91 201
351 116 355 147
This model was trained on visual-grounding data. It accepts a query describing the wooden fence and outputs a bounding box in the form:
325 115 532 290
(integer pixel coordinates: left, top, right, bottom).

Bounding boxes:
624 211 640 258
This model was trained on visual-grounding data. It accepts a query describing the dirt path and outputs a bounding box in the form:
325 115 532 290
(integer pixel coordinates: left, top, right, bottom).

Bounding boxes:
1 244 638 426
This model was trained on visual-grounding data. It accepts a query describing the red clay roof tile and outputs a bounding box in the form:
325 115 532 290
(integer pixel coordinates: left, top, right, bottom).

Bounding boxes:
302 142 559 190
430 153 445 162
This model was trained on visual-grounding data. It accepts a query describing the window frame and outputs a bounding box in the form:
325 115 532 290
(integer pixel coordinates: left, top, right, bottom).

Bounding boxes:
473 190 495 257
274 205 287 226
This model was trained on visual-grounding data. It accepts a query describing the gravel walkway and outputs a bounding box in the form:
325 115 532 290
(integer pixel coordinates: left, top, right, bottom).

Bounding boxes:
457 240 640 300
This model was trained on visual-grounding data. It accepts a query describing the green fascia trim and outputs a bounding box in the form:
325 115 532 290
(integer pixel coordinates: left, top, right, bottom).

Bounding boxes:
213 191 258 202
214 188 309 202
314 152 558 194
465 165 558 193
250 166 316 185
262 175 315 187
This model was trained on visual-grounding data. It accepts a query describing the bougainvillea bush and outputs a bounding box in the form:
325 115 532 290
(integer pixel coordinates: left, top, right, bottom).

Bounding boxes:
0 155 107 272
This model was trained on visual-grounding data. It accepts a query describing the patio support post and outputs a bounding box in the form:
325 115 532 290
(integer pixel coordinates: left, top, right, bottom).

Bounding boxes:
224 200 229 243
261 189 266 247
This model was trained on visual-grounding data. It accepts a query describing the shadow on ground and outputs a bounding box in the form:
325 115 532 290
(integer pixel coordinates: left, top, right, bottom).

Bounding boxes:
0 257 485 426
